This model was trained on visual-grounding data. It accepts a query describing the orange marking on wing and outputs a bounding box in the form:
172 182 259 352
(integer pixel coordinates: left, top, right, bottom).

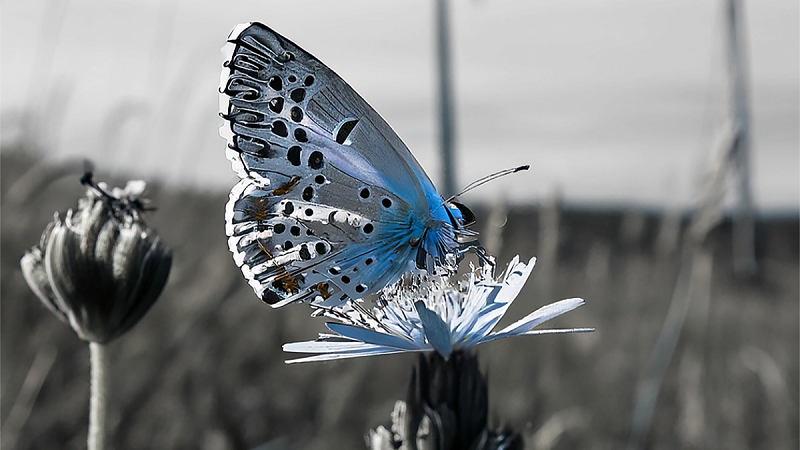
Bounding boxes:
274 272 300 294
314 282 332 299
272 175 301 196
244 197 271 222
256 240 273 257
257 239 300 295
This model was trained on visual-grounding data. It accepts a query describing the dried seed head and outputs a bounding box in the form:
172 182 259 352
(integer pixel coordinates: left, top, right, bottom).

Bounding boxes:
21 177 172 343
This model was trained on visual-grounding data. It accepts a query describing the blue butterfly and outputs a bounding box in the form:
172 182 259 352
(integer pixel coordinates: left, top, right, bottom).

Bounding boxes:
220 22 480 308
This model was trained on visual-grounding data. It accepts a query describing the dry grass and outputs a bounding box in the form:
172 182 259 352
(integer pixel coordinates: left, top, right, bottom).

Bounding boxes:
2 150 797 449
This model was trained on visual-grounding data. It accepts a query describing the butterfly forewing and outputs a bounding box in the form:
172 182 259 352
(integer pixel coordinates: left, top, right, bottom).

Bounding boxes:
221 23 434 203
221 22 464 308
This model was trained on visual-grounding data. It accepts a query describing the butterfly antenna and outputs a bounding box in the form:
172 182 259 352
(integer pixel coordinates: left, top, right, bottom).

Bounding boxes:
445 165 529 202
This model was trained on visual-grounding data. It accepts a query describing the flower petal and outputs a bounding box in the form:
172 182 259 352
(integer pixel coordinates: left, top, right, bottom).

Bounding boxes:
481 298 586 343
415 301 452 359
326 323 419 350
285 346 416 364
460 257 537 346
21 245 68 323
284 340 386 354
520 327 595 336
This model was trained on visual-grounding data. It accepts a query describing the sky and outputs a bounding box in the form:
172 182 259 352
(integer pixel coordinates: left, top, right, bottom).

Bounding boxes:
1 0 798 211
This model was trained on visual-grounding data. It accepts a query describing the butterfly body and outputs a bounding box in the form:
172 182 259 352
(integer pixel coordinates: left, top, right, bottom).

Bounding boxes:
221 23 475 307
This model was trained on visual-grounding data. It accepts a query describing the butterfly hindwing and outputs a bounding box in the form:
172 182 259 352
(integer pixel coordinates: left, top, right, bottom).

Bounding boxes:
225 176 418 307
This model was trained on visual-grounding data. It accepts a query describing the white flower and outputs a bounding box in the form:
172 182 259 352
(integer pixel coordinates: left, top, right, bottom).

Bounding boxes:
283 256 593 363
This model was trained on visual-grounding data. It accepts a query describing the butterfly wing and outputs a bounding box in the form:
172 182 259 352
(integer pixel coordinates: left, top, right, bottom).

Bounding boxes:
220 22 462 307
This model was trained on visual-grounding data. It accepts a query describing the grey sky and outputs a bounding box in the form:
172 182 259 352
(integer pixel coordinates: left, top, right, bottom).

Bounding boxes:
2 0 797 210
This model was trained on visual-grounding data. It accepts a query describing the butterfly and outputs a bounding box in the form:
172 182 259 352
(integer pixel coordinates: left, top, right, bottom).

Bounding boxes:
220 22 480 308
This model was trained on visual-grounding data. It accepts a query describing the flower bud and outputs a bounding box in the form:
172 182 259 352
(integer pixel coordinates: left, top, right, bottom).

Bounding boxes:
368 351 523 450
21 178 172 343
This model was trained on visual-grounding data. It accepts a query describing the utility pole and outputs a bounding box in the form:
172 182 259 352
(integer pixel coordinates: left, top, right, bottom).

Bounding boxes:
435 0 457 197
725 0 757 277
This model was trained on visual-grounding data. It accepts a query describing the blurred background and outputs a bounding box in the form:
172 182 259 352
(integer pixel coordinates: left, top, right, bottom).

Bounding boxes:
1 1 797 449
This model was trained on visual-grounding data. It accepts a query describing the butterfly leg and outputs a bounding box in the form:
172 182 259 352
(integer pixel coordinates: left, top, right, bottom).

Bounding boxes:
457 242 496 276
475 245 496 275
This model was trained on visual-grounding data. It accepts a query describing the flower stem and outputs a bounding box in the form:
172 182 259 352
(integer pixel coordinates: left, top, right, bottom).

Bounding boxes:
88 342 108 450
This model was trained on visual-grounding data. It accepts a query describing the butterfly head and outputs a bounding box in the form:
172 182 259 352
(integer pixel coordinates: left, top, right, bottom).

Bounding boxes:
445 200 476 229
443 200 480 247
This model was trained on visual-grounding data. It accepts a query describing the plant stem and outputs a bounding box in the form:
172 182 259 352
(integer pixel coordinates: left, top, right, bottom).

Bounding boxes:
88 342 108 450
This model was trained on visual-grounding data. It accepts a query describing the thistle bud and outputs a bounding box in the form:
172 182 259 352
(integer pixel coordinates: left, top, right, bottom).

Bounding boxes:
21 177 172 343
368 351 523 450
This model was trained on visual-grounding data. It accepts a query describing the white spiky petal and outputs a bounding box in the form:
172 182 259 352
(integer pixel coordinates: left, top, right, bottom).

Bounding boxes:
283 256 593 363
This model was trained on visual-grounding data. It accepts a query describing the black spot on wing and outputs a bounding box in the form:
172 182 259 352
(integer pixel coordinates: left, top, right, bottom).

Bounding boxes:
290 107 303 122
261 289 282 305
287 146 301 166
308 151 323 170
294 128 308 142
290 88 306 102
269 97 284 113
268 76 282 91
271 120 288 137
335 119 359 145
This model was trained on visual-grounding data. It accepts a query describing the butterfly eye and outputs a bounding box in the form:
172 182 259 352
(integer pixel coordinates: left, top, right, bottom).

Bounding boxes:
452 201 476 226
